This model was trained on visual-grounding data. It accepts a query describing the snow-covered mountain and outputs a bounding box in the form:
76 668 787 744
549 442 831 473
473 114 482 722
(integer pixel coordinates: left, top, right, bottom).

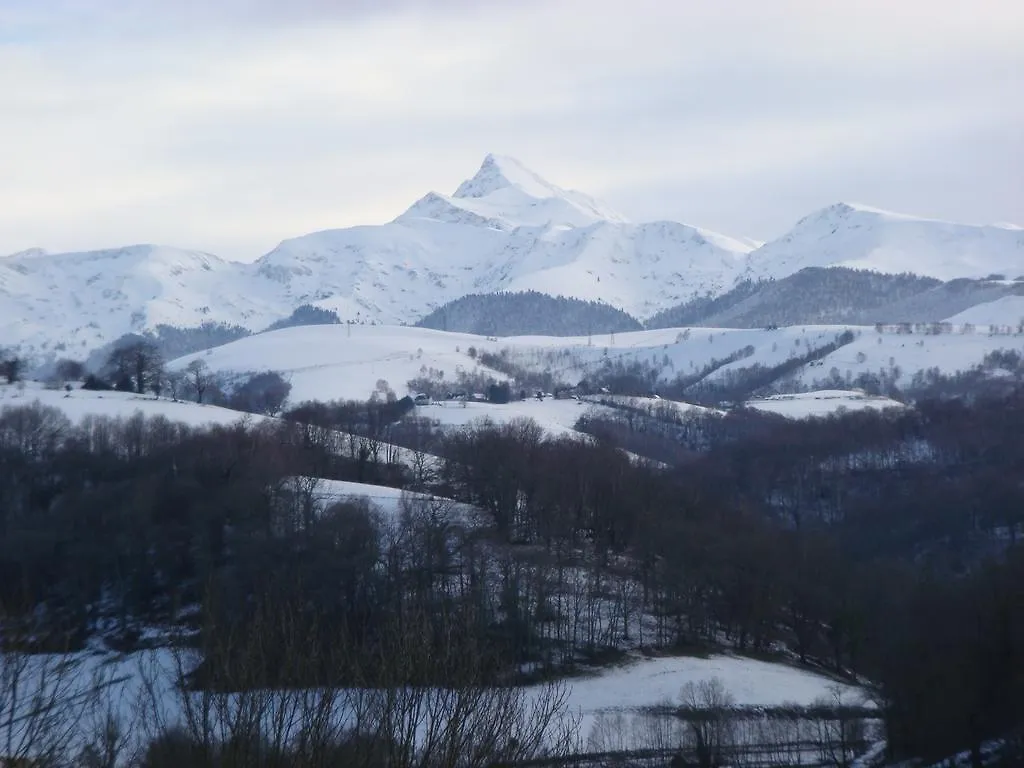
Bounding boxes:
744 202 1024 282
4 157 1024 363
251 153 752 325
0 244 283 358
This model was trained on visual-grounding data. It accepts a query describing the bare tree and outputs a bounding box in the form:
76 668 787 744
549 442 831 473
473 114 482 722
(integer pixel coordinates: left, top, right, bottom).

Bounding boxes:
813 685 866 768
165 370 185 402
130 590 581 768
185 360 211 404
679 678 736 768
0 609 106 766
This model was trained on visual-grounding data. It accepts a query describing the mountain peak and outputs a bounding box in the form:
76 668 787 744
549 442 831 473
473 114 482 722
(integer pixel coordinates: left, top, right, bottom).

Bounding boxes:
450 153 628 225
747 201 1024 283
453 154 560 200
799 202 939 228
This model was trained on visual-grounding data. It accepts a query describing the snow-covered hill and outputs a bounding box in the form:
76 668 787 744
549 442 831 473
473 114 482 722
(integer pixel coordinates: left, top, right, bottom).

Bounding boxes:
169 322 1022 415
0 381 263 428
944 295 1024 329
170 325 504 404
745 390 905 419
0 244 279 358
744 203 1024 282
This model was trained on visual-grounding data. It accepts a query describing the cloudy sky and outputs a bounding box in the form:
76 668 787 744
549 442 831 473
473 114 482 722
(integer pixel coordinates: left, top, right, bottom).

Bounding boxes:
1 0 1021 260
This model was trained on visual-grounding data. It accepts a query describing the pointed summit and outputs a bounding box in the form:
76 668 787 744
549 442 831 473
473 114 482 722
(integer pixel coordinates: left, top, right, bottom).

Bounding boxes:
445 153 628 225
453 154 564 200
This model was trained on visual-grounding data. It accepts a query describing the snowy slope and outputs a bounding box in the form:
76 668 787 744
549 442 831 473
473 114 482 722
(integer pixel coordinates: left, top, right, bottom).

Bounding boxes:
745 390 905 419
792 327 1024 388
0 244 280 358
0 381 263 428
252 155 752 325
565 653 866 736
35 646 866 760
309 478 479 524
745 203 1024 282
166 325 635 438
169 323 1022 417
409 153 628 230
944 295 1024 328
170 324 507 404
423 398 606 438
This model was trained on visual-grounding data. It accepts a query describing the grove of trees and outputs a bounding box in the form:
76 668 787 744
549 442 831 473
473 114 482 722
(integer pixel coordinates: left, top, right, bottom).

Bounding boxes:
2 381 1024 765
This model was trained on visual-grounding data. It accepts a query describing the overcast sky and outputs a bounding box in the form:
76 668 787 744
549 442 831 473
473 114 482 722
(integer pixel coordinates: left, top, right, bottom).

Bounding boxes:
1 0 1022 260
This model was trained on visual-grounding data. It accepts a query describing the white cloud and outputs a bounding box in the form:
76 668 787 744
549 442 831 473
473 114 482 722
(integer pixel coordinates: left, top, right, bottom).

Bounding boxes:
0 0 1021 259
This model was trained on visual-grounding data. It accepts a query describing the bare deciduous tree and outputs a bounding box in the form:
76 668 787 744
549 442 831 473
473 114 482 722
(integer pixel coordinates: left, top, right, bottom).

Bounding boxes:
185 360 211 404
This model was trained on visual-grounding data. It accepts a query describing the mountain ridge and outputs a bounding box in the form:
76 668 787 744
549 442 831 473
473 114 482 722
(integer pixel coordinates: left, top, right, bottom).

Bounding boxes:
744 201 1024 282
3 155 1022 363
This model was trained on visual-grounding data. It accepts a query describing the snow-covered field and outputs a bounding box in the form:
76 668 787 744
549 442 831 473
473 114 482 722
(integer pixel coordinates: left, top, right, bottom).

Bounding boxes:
308 478 478 522
171 324 506 404
8 648 866 758
745 390 905 419
0 381 261 427
564 653 868 737
582 393 721 418
944 294 1024 328
421 397 601 437
170 322 1022 411
793 327 1023 387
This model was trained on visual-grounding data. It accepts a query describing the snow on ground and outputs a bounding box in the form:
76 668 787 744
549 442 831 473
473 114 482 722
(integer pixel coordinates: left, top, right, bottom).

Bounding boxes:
745 390 905 419
170 324 506 405
944 295 1024 329
306 478 478 522
584 394 723 418
476 324 1022 393
0 381 261 427
743 202 1024 282
794 327 1024 388
414 400 668 466
169 324 844 409
565 653 869 737
167 322 1023 423
421 397 600 437
0 382 443 477
9 648 867 758
589 397 724 421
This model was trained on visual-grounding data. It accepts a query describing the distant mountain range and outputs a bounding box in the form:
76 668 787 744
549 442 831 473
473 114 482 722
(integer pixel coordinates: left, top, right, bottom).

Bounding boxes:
3 154 1022 361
